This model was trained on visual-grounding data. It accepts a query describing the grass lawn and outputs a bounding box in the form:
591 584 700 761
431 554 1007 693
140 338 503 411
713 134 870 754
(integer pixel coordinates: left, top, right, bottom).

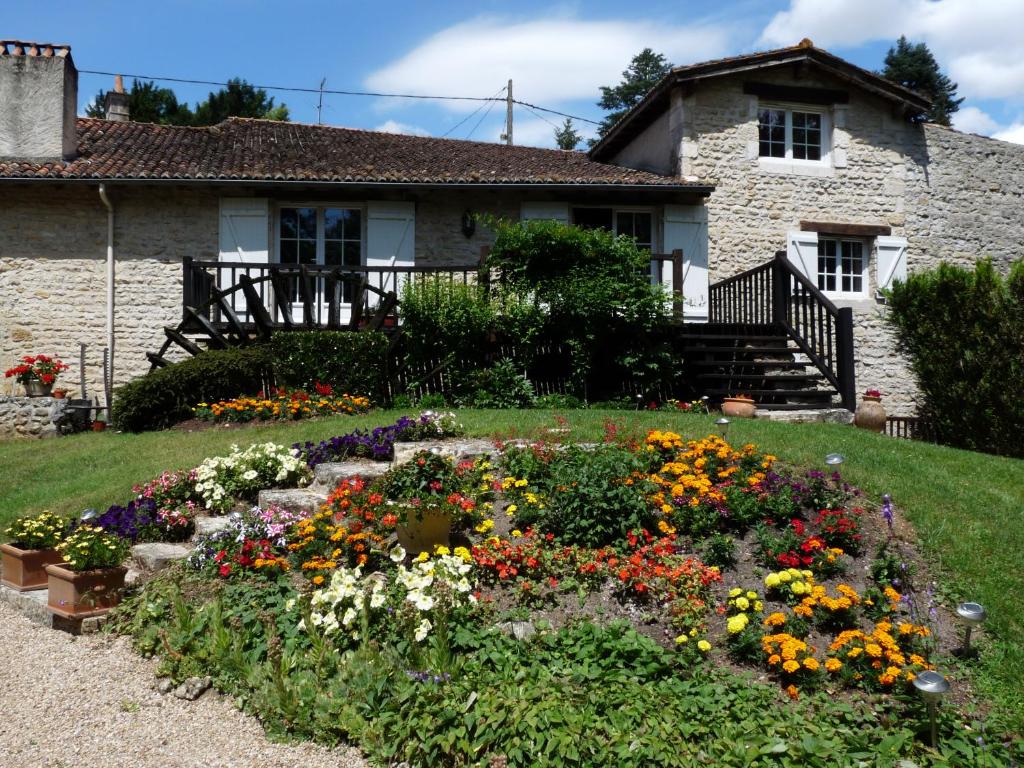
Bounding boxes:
2 408 1023 730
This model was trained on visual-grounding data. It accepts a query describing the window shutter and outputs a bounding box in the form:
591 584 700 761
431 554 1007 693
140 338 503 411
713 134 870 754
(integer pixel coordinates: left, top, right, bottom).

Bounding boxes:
218 198 269 317
664 204 709 322
367 201 415 296
786 230 819 282
520 202 569 223
219 198 269 263
875 235 907 296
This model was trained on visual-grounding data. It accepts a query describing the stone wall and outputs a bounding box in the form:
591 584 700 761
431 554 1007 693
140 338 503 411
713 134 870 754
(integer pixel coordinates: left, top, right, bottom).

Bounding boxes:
0 396 58 438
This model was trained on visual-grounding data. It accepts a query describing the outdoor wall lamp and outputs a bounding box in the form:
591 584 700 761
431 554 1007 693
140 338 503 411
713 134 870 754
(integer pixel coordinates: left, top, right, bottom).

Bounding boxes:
461 211 476 238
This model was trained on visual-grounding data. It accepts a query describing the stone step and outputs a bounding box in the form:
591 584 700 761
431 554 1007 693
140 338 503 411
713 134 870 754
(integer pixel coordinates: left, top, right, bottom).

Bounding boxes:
194 515 232 539
258 487 328 516
754 408 853 424
313 460 390 490
392 438 496 467
131 542 193 572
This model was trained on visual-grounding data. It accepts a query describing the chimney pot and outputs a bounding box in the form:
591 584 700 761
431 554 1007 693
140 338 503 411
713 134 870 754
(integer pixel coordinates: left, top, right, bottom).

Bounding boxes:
114 74 124 93
104 75 130 122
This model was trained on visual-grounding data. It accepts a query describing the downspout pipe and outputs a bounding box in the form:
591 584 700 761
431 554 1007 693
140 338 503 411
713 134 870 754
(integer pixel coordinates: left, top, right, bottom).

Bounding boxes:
98 184 114 408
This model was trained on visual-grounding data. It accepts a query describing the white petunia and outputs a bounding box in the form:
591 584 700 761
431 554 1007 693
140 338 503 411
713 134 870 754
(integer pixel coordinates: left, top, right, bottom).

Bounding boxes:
414 618 432 642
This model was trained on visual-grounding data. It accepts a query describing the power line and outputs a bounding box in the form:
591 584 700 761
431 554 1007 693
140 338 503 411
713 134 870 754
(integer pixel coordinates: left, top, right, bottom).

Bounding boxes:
79 68 604 126
440 84 507 138
466 94 501 140
521 103 560 130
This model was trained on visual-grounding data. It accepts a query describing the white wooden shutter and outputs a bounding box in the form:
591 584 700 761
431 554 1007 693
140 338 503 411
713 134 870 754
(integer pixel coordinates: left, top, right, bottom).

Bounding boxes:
875 235 908 296
663 204 709 322
367 201 415 296
218 198 269 315
520 202 569 224
786 230 819 282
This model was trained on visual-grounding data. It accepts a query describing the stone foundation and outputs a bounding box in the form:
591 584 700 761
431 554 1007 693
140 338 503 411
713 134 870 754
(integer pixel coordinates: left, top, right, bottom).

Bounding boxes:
0 395 58 438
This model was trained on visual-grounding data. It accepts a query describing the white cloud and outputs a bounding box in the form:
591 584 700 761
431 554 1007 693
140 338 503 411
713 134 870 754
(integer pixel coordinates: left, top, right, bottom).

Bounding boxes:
759 1 1024 100
993 122 1024 145
365 14 733 112
374 119 431 137
952 106 1000 135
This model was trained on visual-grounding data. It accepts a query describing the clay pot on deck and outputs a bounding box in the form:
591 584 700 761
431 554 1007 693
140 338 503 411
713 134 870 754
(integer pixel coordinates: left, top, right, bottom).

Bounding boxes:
0 543 65 591
45 563 128 619
396 508 452 555
721 397 757 419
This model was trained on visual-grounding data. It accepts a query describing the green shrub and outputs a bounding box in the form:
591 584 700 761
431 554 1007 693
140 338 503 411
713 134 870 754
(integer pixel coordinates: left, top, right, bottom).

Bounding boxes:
268 330 389 400
887 259 1024 456
488 219 673 397
400 277 496 369
454 359 536 409
111 347 272 432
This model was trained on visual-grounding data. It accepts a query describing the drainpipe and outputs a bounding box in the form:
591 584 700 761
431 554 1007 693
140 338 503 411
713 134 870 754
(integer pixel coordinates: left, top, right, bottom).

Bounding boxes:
98 184 114 406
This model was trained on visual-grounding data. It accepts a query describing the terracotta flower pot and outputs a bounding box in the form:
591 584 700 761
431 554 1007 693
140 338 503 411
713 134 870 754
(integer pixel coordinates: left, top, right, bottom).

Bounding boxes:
45 563 128 619
397 508 452 555
854 395 887 433
23 379 53 397
92 420 107 432
721 397 757 418
52 388 68 399
0 543 65 591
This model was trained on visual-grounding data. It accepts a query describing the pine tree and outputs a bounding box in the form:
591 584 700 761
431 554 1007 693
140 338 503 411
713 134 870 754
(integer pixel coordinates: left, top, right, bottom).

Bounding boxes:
881 36 963 125
85 80 194 125
595 49 672 139
554 118 583 150
191 79 289 125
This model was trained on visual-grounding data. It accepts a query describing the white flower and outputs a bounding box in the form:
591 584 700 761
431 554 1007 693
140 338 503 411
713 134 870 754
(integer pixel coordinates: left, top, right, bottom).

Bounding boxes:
242 469 258 481
389 544 406 563
414 618 432 642
369 590 386 609
410 592 435 612
341 607 357 626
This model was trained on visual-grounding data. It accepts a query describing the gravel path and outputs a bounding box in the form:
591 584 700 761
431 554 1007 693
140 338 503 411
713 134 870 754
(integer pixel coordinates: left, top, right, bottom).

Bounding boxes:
0 602 369 768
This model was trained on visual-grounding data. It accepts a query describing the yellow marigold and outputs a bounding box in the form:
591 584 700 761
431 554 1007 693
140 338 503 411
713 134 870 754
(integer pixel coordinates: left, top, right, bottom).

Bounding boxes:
825 658 842 673
782 660 800 674
803 657 820 672
865 643 883 658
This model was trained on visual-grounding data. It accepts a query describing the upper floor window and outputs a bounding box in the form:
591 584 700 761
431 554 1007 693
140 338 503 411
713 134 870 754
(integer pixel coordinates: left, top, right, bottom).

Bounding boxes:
758 107 827 162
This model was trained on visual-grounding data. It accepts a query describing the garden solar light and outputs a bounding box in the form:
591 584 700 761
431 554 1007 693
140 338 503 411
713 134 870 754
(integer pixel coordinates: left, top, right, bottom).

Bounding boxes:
955 602 987 656
80 508 98 522
824 453 845 467
715 417 730 438
913 670 950 747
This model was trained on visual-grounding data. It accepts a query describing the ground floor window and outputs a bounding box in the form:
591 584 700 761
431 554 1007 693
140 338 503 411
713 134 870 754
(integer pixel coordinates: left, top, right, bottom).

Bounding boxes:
571 207 653 250
817 237 866 295
278 205 362 301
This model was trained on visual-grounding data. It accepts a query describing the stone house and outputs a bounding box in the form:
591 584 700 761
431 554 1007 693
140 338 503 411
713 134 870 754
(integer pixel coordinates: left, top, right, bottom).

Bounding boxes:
1 38 1022 416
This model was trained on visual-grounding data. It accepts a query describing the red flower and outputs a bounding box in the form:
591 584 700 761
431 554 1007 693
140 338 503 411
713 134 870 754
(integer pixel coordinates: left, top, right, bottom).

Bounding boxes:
218 563 232 577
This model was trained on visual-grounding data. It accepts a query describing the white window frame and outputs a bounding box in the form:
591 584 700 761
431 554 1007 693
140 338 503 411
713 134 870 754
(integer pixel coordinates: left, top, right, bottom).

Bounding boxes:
757 102 832 170
817 236 869 299
274 202 366 267
570 205 657 250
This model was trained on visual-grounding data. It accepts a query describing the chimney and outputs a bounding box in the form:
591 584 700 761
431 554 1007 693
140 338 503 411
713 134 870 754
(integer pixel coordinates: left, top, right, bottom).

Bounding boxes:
0 40 77 160
104 74 129 121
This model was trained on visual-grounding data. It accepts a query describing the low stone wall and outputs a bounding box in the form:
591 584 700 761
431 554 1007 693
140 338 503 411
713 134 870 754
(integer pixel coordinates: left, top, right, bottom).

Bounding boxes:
0 396 58 438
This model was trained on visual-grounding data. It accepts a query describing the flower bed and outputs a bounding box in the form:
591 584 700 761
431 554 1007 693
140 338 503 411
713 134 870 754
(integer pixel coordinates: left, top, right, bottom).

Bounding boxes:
194 386 370 423
107 422 1022 767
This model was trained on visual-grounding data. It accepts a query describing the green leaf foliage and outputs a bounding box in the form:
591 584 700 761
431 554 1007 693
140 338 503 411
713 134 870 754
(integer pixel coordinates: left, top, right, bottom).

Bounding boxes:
881 36 963 125
111 346 273 432
268 330 389 400
887 259 1024 456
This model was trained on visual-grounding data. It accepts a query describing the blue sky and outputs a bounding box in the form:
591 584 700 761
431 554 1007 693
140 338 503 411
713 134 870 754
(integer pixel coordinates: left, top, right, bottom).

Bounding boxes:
4 0 1023 147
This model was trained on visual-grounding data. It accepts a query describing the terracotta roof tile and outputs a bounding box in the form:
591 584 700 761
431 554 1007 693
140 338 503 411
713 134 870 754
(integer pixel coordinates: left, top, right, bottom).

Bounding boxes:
0 117 706 188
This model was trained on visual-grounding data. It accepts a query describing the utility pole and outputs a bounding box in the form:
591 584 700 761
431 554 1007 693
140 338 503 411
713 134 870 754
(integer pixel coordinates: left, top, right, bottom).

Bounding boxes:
500 79 513 145
316 77 326 124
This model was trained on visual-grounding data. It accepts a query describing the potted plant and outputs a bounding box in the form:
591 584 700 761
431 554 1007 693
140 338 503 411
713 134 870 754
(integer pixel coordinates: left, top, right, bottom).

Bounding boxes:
46 526 129 619
854 389 887 432
4 354 69 397
1 511 68 591
378 450 465 554
721 394 757 418
52 387 68 399
92 411 108 432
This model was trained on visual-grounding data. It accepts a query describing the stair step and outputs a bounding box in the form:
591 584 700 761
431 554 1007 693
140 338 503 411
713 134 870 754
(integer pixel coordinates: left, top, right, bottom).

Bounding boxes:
678 334 789 343
686 359 809 370
683 346 795 355
754 403 846 412
702 388 836 399
695 373 824 382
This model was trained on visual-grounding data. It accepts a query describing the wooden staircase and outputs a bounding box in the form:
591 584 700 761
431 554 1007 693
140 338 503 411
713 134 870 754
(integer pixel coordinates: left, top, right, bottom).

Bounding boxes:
679 322 839 410
687 252 858 412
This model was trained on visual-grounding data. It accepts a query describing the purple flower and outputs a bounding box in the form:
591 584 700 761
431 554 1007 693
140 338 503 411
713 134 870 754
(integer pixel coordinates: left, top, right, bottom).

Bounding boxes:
881 494 894 531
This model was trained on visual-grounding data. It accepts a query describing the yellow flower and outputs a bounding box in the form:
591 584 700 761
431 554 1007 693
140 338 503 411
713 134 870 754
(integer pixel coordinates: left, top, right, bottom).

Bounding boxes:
825 658 842 673
727 614 749 634
511 529 522 538
674 634 689 644
782 660 800 674
803 657 820 672
697 640 712 652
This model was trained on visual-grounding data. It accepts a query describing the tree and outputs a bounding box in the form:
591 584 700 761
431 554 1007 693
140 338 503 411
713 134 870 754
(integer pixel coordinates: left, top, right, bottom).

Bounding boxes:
191 78 289 125
595 48 672 140
85 79 194 125
881 36 963 125
553 118 583 150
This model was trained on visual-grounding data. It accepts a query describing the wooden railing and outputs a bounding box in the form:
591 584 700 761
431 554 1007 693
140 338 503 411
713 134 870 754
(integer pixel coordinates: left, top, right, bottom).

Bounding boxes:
182 248 686 330
885 415 935 442
708 251 856 410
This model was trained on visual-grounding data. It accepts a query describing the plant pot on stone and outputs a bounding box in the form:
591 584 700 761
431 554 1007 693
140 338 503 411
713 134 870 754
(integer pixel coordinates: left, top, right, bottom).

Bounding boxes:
394 500 453 555
47 526 129 619
854 389 887 432
4 354 69 398
0 511 69 591
721 395 757 418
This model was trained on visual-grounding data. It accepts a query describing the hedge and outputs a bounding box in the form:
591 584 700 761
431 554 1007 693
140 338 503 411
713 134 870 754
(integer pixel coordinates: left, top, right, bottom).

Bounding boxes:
887 258 1024 457
268 330 389 400
111 346 273 433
